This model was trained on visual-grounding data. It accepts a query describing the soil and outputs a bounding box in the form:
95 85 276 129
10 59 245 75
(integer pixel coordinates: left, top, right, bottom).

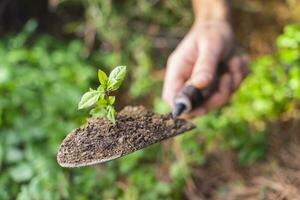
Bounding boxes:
57 106 195 168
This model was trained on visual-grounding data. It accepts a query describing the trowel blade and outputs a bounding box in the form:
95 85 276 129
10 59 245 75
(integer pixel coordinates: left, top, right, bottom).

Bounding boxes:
57 106 195 168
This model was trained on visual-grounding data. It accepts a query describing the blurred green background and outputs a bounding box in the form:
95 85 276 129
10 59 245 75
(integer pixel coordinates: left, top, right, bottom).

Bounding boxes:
0 0 300 199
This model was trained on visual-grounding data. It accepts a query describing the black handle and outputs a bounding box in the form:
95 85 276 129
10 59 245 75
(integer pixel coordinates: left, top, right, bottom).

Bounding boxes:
172 62 228 117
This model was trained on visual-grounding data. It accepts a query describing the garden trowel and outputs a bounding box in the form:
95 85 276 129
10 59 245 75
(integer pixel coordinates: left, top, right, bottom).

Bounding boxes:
57 106 195 167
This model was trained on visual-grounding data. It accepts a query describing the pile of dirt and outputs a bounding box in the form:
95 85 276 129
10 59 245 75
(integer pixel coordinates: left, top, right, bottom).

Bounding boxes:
57 106 195 167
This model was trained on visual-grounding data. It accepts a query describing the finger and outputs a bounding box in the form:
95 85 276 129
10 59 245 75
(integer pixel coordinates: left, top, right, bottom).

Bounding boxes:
190 36 223 89
228 54 250 90
203 73 232 110
188 73 232 117
162 36 196 107
240 54 250 77
162 59 186 107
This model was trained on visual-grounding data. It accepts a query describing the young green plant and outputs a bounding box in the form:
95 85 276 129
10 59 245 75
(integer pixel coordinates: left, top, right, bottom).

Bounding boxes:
78 66 127 124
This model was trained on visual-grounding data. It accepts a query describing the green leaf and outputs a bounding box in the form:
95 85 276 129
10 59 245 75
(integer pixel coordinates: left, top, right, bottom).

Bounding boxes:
90 106 107 117
98 69 108 86
5 147 24 164
107 66 127 91
108 96 115 105
98 97 108 107
78 89 101 109
97 85 105 93
107 106 116 124
9 162 33 183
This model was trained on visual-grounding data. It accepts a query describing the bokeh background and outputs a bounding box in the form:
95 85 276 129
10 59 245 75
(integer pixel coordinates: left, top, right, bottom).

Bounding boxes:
0 0 300 199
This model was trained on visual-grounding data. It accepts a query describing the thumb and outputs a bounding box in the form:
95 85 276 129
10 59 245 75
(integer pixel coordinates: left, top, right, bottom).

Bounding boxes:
190 53 219 89
190 33 223 89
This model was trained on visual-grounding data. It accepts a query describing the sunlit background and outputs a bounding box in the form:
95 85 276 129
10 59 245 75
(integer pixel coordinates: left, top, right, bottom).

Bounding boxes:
0 0 300 199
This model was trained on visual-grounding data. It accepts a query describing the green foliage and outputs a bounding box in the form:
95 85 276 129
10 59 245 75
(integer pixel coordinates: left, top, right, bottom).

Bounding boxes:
0 21 103 200
78 66 127 124
1 2 300 199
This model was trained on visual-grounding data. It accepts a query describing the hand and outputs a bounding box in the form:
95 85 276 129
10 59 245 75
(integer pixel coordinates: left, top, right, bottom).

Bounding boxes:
162 20 249 117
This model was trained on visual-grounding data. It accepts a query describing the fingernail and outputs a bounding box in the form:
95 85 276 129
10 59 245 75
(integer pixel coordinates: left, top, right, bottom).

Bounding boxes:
191 74 212 89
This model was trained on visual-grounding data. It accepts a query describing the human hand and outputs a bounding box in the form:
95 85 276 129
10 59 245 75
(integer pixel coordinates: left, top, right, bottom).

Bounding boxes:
162 20 249 117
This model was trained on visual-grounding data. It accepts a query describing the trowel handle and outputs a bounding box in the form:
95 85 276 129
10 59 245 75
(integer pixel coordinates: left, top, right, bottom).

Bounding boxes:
175 61 228 112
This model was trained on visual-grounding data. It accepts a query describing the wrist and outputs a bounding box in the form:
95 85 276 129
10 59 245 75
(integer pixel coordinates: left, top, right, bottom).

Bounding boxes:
193 0 231 23
192 18 232 33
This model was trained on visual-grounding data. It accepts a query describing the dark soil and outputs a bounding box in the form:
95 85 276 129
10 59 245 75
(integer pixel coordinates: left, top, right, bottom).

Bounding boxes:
57 106 195 168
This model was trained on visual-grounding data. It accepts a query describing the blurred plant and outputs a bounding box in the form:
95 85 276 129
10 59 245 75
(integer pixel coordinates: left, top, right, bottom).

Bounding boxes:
0 20 108 200
78 66 127 124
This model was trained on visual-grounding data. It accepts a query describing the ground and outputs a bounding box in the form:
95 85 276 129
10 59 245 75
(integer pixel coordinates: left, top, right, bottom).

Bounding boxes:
182 119 300 200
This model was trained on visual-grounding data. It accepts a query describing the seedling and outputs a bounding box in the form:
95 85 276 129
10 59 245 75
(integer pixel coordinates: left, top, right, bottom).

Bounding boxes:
78 66 127 124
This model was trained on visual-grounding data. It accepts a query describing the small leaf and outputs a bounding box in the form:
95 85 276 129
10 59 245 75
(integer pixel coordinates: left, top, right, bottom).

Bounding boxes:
78 89 101 109
107 106 116 124
98 69 108 86
108 96 115 105
97 85 105 93
98 97 108 106
107 66 127 91
90 106 107 117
